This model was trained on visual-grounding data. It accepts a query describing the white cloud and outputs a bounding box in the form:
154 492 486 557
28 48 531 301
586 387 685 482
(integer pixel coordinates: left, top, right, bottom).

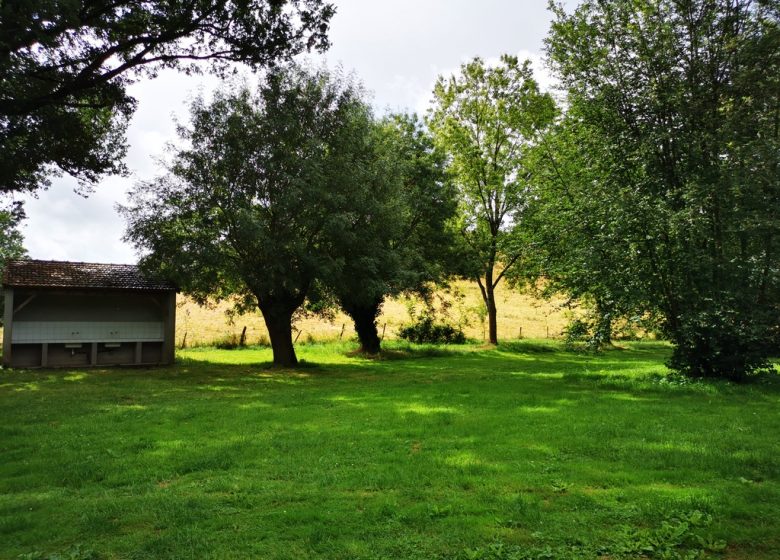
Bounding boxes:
19 2 562 264
19 69 224 263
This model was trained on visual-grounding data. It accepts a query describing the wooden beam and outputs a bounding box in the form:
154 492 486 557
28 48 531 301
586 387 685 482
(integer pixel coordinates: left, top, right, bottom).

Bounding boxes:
13 294 36 314
41 343 48 368
2 288 13 367
135 341 142 365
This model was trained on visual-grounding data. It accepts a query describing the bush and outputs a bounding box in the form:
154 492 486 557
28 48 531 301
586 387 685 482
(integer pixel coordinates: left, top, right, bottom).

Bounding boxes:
562 318 607 352
669 310 774 381
214 334 241 349
214 327 248 350
398 314 466 345
256 334 270 347
563 318 591 344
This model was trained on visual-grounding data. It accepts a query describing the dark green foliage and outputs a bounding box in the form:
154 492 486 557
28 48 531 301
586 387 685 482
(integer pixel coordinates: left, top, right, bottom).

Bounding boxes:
561 309 655 351
766 326 780 357
562 318 596 351
519 114 655 346
541 0 780 379
669 308 776 382
213 332 248 351
0 0 335 196
398 312 466 344
0 203 26 267
121 65 375 366
562 314 615 352
329 114 457 354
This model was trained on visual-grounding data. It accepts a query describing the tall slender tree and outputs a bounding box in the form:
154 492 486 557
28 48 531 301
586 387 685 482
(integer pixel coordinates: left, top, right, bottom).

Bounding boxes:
428 55 556 344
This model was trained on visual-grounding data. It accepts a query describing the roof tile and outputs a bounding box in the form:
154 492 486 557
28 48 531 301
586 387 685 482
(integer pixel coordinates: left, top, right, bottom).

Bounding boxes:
2 260 176 291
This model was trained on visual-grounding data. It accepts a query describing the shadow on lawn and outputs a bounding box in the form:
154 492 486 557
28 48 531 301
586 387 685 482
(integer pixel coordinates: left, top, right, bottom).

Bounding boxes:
2 341 777 400
0 345 692 389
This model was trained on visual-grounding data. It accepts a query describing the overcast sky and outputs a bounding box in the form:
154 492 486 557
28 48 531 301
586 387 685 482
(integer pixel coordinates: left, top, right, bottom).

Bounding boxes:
20 0 566 264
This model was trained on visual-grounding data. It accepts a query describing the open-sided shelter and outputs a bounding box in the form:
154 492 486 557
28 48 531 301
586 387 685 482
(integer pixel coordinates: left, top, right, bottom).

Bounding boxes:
2 260 176 368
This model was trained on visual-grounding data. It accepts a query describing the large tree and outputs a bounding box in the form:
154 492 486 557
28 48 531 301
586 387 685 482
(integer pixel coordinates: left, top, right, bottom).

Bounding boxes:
428 55 557 345
0 0 335 196
331 114 457 354
519 110 659 347
546 0 780 378
121 65 374 367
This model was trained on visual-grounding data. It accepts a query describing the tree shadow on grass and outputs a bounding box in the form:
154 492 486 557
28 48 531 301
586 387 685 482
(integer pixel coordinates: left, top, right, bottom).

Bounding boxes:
497 340 561 354
2 342 777 402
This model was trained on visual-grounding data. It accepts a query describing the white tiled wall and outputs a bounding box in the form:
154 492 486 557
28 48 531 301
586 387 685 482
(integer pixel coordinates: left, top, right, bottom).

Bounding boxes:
12 321 164 343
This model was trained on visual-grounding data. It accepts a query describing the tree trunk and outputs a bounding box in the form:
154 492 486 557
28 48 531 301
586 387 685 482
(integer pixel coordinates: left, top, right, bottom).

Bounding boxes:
261 308 298 367
486 282 498 345
593 299 613 348
476 270 499 345
345 298 383 354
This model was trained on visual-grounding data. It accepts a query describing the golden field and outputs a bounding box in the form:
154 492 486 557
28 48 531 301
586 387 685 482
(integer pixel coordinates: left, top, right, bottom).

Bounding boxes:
175 279 572 347
0 281 572 349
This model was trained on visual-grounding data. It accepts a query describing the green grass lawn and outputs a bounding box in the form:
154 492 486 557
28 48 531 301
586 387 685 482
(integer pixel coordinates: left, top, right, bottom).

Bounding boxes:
0 341 778 559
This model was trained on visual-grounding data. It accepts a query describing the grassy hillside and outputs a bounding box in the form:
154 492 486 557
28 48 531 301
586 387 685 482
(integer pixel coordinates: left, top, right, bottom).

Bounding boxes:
175 280 573 348
1 341 779 559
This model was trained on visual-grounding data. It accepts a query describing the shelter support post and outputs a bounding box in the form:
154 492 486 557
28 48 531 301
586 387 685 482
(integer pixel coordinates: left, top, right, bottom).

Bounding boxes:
2 288 13 367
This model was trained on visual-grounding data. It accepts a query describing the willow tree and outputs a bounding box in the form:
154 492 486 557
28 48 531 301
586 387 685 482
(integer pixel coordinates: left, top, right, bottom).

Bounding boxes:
428 55 556 344
331 114 456 354
122 65 375 367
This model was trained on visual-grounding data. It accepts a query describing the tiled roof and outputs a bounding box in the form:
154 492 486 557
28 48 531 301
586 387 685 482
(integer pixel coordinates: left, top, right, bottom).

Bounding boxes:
2 260 176 291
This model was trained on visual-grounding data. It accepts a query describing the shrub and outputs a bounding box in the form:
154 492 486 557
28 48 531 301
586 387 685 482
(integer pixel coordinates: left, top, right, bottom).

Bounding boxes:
256 334 270 347
562 318 606 352
563 318 590 344
398 314 466 345
669 310 774 381
214 328 248 350
214 334 241 349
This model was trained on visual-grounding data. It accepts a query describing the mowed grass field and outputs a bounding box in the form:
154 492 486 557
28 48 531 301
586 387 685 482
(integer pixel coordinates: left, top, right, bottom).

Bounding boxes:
1 341 779 559
175 280 572 347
